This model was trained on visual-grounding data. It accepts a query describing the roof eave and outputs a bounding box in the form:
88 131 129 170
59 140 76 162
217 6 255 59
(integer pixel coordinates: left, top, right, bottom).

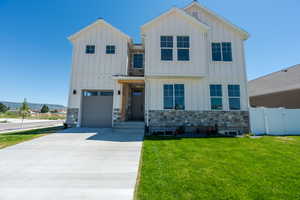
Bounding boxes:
185 1 250 40
141 7 210 33
68 19 131 42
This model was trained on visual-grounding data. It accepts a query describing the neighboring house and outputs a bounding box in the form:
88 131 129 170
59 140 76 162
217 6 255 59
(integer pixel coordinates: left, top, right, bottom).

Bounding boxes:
249 64 300 109
66 1 250 133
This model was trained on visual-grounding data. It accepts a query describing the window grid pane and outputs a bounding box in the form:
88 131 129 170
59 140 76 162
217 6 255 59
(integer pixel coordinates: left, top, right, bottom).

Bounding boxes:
229 98 241 110
175 84 185 110
86 45 95 54
222 42 232 61
161 36 173 48
211 98 223 110
161 49 173 61
133 54 144 68
212 43 221 61
210 85 222 97
177 49 189 61
106 45 115 54
228 85 240 97
164 85 174 109
177 36 189 48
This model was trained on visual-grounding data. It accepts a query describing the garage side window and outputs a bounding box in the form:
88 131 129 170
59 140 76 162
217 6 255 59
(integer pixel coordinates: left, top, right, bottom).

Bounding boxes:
83 91 113 96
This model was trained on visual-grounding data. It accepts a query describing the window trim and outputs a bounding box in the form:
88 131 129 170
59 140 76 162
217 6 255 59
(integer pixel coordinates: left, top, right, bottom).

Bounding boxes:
163 84 185 110
177 36 190 61
160 36 173 61
106 45 116 54
85 45 95 54
133 53 144 69
228 85 241 110
211 42 233 62
210 84 223 111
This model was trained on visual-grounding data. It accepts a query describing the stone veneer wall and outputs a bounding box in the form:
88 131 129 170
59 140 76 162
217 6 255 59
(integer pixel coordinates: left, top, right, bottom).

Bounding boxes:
148 110 250 133
113 108 122 124
66 108 79 127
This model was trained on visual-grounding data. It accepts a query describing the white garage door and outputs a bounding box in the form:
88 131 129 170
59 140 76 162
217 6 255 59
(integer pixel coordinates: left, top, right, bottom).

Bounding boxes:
81 91 113 128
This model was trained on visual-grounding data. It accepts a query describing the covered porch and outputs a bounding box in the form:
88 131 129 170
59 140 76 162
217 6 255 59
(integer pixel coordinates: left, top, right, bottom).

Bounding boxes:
113 76 145 125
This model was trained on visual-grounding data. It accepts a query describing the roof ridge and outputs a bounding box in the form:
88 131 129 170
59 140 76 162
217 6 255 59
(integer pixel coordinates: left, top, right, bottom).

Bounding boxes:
249 64 300 82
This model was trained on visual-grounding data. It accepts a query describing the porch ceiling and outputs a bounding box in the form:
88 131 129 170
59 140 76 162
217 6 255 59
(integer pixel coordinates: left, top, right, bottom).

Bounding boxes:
113 76 145 84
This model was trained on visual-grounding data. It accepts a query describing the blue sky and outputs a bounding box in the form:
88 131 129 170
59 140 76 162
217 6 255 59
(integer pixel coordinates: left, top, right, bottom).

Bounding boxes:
0 0 299 106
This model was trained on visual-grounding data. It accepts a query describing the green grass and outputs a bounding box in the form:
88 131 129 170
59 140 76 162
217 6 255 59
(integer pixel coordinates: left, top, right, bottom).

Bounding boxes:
136 136 300 200
0 126 63 149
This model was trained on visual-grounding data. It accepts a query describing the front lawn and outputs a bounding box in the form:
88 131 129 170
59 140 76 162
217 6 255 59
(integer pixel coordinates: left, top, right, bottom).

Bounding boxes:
0 126 62 149
136 136 300 200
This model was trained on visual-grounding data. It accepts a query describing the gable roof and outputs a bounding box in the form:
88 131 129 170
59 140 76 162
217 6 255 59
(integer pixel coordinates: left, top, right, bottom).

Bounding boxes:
184 1 249 40
141 7 210 32
249 64 300 97
68 19 131 42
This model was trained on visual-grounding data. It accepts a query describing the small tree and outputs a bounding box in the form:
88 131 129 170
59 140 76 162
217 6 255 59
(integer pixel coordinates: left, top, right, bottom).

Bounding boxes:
0 103 9 113
40 105 50 113
19 98 30 128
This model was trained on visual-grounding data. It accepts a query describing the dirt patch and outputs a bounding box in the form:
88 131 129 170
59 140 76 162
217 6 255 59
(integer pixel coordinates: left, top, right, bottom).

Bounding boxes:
276 137 295 143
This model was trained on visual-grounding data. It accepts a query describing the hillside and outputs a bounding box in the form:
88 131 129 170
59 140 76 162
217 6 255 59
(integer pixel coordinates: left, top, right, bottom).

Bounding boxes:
0 101 66 111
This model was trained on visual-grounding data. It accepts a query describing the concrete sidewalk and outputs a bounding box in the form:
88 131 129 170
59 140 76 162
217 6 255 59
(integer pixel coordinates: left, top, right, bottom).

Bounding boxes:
0 128 144 200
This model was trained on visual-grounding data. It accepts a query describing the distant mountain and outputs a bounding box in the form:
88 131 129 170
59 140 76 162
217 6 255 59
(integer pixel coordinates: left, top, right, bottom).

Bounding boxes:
0 101 66 111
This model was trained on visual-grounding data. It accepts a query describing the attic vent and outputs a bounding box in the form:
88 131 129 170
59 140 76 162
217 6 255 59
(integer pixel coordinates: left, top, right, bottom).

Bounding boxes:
192 11 199 19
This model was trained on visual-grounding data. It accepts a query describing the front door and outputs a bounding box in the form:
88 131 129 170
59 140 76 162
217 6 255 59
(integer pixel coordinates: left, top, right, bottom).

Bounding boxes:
131 88 144 121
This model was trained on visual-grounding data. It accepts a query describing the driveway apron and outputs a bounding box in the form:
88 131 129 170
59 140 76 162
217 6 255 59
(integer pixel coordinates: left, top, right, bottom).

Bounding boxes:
0 128 144 200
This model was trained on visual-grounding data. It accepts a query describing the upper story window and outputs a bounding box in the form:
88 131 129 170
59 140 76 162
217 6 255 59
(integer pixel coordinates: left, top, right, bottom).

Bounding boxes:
160 36 173 61
164 84 185 110
210 84 223 110
211 42 232 62
133 54 144 68
177 36 190 61
106 45 115 54
228 85 241 110
86 45 95 54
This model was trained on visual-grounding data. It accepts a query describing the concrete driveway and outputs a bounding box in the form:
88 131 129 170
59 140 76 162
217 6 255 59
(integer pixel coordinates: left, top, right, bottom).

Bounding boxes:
0 128 144 200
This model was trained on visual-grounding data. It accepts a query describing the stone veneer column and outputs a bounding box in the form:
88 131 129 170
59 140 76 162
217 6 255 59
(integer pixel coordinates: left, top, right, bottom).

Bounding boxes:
66 108 79 127
113 108 122 125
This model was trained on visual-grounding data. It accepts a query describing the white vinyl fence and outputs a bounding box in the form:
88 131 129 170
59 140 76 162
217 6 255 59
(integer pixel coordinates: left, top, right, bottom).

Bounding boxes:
250 108 300 135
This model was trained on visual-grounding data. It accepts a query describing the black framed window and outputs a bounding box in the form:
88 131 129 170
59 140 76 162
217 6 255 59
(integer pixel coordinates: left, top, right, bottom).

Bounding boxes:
177 36 190 61
85 45 95 54
133 54 144 68
211 42 232 62
161 36 173 61
210 84 223 110
228 85 240 110
106 45 115 54
163 84 185 110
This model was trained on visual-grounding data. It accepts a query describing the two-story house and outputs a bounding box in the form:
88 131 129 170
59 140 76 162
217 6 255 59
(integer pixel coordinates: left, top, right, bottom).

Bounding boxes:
66 1 250 133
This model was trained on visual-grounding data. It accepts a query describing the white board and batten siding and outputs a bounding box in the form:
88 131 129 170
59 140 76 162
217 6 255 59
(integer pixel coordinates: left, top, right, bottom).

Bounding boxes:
143 11 208 77
250 108 300 135
144 6 249 112
68 21 129 108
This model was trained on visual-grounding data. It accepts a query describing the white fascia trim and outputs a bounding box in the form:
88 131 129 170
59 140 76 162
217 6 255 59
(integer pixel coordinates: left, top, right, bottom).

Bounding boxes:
184 2 250 40
68 19 131 42
141 7 210 33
